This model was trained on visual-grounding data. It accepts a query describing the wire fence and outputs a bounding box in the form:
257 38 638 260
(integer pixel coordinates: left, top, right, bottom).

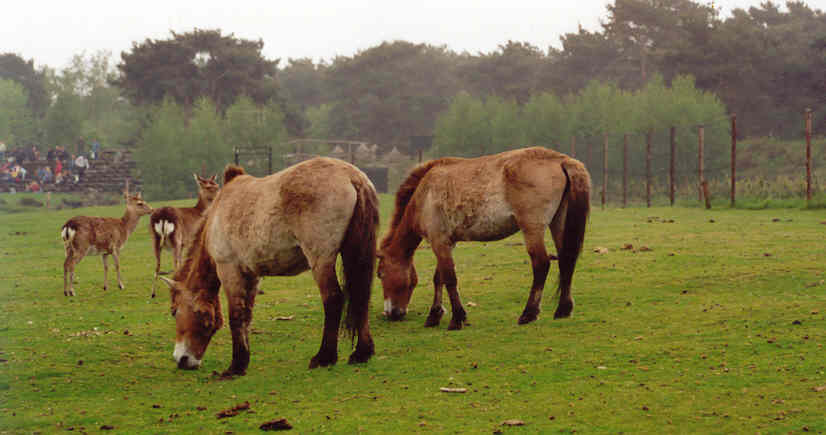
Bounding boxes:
233 110 821 207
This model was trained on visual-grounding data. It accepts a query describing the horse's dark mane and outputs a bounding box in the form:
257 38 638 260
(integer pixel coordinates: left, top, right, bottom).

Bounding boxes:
381 158 463 249
174 218 219 295
223 164 246 185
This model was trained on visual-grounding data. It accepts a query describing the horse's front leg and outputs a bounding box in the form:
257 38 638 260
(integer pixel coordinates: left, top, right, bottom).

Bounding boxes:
219 266 258 376
424 270 445 327
309 259 343 368
518 227 551 324
433 243 466 330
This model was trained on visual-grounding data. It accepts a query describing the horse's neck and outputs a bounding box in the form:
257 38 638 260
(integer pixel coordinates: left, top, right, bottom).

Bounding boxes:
386 218 423 260
179 227 220 293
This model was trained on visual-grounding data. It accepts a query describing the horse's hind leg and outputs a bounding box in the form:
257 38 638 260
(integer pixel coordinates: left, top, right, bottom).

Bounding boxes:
549 211 574 318
425 270 446 327
518 226 551 325
309 259 343 368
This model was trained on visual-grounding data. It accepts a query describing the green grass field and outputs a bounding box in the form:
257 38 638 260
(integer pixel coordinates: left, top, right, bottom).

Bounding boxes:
1 195 824 434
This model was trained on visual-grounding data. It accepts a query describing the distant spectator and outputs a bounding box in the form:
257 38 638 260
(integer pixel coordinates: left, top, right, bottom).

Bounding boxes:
10 164 26 182
30 145 40 161
0 161 11 181
0 141 6 161
74 154 89 180
46 147 56 161
91 140 101 159
38 166 53 184
26 180 41 192
54 158 63 177
56 145 69 162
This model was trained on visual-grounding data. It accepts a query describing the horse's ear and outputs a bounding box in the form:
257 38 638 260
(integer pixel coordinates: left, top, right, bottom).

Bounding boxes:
193 173 200 183
210 174 217 182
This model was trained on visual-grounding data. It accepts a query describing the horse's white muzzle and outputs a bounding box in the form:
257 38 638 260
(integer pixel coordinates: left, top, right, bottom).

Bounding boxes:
173 340 202 370
384 299 407 320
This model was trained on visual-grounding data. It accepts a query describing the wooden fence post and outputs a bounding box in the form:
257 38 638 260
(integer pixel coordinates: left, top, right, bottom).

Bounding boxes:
646 129 652 208
670 126 676 206
602 133 607 210
623 133 628 208
698 125 705 202
731 114 737 207
805 108 813 203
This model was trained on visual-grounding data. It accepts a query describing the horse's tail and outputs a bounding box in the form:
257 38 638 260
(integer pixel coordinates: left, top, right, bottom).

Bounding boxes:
340 175 380 343
554 157 591 317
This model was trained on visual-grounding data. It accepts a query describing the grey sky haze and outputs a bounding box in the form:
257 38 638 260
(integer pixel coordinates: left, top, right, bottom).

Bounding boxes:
5 0 825 70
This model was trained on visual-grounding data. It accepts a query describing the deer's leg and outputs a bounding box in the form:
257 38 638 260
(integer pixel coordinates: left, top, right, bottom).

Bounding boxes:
112 250 125 290
63 253 79 296
518 225 551 325
152 236 162 298
424 269 445 327
101 254 109 291
172 237 182 273
309 258 343 368
218 264 258 377
431 242 465 330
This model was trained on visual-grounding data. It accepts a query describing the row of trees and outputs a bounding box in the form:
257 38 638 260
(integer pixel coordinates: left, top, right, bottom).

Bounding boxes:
135 96 286 199
1 1 822 198
434 75 729 183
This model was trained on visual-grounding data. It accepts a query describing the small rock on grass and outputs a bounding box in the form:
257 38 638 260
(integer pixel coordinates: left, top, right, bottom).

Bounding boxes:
260 418 292 431
440 387 467 393
502 419 525 426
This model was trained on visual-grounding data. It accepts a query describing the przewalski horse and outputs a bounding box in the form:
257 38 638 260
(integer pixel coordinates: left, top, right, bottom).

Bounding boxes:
159 158 379 376
378 147 591 329
149 174 220 298
61 191 153 296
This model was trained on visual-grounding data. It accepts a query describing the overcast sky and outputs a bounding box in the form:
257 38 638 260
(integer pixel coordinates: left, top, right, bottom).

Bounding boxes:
5 0 824 70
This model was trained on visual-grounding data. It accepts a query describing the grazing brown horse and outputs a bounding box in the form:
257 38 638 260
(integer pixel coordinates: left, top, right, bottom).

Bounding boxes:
378 147 590 329
160 158 378 376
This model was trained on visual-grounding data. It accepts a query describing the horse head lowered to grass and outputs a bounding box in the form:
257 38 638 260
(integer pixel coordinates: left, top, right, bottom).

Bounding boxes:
160 158 379 376
377 147 591 329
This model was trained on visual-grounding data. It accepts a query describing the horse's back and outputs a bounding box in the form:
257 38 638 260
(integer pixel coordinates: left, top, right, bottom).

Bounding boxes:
206 158 368 273
415 147 572 241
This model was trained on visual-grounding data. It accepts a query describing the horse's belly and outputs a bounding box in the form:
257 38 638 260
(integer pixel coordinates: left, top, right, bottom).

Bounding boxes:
453 212 519 242
254 247 310 276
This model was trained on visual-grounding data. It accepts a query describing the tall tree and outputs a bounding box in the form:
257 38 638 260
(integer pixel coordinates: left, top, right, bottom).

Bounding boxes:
0 79 36 145
113 29 280 113
0 53 50 119
458 41 549 104
325 41 461 148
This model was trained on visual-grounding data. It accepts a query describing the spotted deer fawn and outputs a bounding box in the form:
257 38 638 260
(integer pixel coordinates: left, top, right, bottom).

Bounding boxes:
149 174 219 297
61 190 153 296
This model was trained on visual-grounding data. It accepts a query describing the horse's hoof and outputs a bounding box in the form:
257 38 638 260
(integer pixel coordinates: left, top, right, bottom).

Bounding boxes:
347 350 373 365
424 317 441 327
518 307 539 324
447 319 465 331
309 353 338 369
553 300 574 319
118 283 125 290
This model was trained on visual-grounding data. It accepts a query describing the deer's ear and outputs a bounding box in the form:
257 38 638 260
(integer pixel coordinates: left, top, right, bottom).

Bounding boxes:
158 276 178 289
